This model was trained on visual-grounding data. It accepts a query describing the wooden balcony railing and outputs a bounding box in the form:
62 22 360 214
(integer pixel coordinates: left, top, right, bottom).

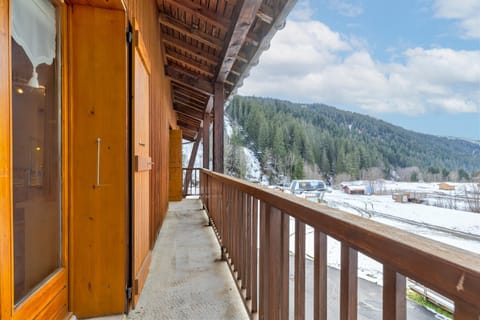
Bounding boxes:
183 168 201 197
200 169 480 320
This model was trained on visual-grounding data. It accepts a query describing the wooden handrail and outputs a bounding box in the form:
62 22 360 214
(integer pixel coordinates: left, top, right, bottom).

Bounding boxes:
201 169 480 318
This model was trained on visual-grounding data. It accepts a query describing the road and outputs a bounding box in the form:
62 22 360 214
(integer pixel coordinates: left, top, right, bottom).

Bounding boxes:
288 256 440 320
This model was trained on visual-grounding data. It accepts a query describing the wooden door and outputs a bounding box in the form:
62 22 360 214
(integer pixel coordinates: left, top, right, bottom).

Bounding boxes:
131 27 152 308
169 129 183 201
70 5 128 317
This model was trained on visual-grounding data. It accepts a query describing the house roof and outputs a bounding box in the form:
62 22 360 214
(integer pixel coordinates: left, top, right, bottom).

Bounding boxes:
157 0 297 141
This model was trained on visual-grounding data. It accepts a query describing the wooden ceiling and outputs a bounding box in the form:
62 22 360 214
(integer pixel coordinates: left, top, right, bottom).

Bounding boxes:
157 0 297 141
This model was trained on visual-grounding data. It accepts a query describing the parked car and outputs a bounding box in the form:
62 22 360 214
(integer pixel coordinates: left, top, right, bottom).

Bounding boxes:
289 179 327 202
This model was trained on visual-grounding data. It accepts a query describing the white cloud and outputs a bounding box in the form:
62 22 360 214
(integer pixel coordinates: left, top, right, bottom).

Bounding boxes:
328 0 364 17
238 19 480 115
290 0 315 21
432 0 480 38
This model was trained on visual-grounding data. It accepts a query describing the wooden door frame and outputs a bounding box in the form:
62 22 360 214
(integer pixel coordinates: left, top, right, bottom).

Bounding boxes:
130 20 152 308
0 0 13 318
1 0 69 319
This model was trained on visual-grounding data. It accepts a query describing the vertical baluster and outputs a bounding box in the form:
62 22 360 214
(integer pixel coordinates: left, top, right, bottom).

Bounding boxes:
246 195 252 300
314 230 327 320
295 220 306 320
281 212 290 319
383 265 406 320
221 183 228 260
259 202 269 320
240 192 245 284
269 207 282 319
244 194 249 292
340 243 358 320
252 198 259 313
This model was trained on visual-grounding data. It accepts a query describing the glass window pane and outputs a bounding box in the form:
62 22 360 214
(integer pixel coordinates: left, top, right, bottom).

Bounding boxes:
11 0 61 305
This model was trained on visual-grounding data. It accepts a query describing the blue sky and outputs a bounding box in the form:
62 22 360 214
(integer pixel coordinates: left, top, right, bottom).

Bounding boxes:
239 0 480 140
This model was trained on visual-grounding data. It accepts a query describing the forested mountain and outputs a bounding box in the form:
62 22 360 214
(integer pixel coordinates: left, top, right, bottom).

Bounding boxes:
226 96 480 181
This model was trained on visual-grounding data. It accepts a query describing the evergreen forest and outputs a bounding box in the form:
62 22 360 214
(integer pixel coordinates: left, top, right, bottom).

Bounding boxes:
226 96 480 182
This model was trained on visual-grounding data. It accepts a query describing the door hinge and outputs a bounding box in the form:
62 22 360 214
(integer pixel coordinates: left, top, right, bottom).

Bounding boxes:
126 287 133 301
126 31 133 44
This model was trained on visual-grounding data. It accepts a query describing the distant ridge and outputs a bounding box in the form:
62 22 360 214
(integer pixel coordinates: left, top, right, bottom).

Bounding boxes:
226 95 480 179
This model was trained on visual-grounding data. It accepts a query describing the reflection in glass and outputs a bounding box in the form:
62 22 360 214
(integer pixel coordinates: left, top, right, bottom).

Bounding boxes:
11 0 61 304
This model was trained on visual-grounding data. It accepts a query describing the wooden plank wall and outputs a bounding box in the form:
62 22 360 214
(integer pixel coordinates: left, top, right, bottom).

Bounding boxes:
124 0 177 244
0 0 12 318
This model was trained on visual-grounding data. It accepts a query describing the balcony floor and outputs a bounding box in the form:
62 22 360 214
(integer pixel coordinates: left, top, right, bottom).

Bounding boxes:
127 199 249 320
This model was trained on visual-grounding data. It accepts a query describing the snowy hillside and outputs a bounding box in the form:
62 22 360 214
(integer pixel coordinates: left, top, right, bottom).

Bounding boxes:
182 114 263 183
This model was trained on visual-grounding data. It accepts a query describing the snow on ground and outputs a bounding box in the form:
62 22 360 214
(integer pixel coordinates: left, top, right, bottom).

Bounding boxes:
287 187 480 289
325 191 480 236
242 147 261 181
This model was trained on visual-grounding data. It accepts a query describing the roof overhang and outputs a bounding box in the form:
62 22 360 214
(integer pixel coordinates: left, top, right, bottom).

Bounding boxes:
157 0 297 141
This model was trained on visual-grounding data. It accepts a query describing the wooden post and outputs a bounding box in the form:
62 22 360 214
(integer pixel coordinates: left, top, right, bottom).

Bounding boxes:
203 111 210 169
213 82 224 173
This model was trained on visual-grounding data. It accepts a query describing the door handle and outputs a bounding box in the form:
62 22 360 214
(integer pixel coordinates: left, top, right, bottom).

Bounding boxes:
96 137 101 186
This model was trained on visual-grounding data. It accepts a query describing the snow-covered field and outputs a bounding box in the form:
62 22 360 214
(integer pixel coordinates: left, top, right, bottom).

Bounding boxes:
285 186 479 312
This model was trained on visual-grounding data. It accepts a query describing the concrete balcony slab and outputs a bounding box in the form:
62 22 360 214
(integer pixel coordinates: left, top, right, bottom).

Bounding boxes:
127 199 249 320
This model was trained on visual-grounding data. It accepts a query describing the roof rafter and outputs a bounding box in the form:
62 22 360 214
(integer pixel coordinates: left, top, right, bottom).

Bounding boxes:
174 96 204 112
165 65 214 96
163 0 230 31
159 13 223 50
216 0 262 82
177 113 202 128
177 120 200 132
163 35 219 66
174 88 208 105
230 0 298 96
173 103 205 119
165 51 214 77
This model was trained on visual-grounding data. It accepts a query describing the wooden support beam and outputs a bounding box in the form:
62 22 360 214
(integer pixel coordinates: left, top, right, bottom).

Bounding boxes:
203 112 210 169
166 51 214 77
165 65 214 96
164 0 230 31
216 0 262 82
213 82 224 173
159 13 223 50
205 95 214 114
163 35 219 66
183 130 202 196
